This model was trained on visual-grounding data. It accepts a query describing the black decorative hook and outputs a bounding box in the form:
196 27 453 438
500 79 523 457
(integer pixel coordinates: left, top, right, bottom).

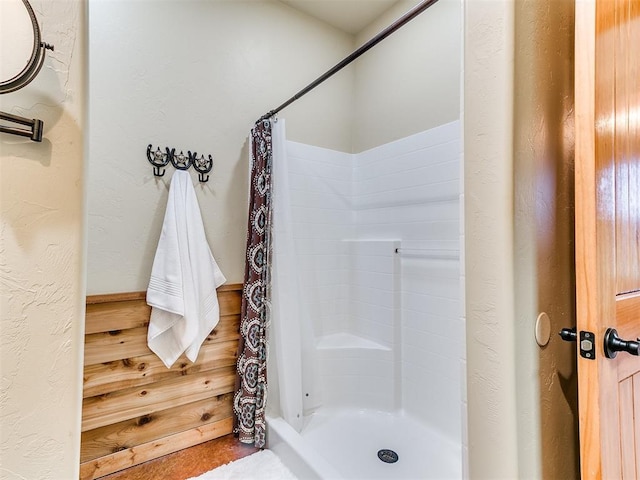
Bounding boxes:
170 150 191 171
189 151 213 182
147 144 213 182
146 144 170 177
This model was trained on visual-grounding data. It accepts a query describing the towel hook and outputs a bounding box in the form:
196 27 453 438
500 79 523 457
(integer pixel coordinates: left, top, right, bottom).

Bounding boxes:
171 150 191 171
147 144 170 177
189 151 213 183
146 143 213 182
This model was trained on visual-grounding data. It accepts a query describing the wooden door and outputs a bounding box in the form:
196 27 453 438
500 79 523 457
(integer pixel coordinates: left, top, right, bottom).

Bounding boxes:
575 0 640 478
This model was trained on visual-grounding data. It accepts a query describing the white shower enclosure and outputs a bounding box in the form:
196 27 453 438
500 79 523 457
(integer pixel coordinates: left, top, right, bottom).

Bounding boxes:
267 119 464 479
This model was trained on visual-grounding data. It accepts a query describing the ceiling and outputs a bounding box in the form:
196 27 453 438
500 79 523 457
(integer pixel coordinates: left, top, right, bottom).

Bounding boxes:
278 0 401 35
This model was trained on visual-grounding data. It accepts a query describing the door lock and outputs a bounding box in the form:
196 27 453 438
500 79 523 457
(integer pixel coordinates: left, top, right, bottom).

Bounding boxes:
559 328 596 359
559 327 577 342
579 331 596 359
604 328 640 358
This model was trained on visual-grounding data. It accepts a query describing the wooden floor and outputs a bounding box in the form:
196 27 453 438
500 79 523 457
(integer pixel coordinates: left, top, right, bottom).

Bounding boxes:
99 434 259 480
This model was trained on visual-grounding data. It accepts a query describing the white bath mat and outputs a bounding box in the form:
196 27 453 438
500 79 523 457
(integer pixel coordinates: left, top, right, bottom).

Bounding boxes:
186 449 297 480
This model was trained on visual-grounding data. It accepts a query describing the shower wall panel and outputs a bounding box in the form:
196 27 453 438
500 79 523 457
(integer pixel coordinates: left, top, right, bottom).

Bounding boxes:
314 239 400 411
285 141 354 338
353 121 462 441
347 239 400 349
282 121 462 441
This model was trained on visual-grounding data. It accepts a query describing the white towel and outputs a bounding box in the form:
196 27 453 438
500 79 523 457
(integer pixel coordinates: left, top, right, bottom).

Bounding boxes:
146 170 226 368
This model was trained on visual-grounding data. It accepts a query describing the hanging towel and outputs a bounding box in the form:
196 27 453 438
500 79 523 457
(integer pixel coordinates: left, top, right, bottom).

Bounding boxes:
146 170 226 368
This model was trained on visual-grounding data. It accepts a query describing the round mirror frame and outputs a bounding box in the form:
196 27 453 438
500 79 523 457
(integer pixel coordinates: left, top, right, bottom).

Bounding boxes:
0 0 53 94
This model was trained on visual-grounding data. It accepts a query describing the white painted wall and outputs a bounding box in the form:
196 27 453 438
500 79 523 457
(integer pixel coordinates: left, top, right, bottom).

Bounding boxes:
0 1 86 478
86 0 463 295
87 0 355 294
352 0 462 152
463 1 520 478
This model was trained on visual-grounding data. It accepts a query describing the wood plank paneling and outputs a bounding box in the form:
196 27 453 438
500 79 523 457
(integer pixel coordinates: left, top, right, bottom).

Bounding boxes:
84 314 240 366
619 376 636 479
635 375 640 478
83 339 238 398
95 434 260 480
85 300 151 335
613 0 640 296
79 418 234 480
87 291 146 305
82 366 236 432
85 288 241 335
80 393 234 462
84 326 151 366
81 284 242 479
616 279 640 385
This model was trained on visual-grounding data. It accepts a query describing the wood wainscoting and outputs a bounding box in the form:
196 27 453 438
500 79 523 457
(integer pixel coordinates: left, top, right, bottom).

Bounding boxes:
80 284 242 479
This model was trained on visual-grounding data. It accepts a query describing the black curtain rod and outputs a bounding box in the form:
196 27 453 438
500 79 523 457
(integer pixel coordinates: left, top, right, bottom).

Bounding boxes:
257 0 440 123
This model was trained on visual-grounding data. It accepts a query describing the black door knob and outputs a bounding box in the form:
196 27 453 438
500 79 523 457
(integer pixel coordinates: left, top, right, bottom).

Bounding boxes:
604 328 640 359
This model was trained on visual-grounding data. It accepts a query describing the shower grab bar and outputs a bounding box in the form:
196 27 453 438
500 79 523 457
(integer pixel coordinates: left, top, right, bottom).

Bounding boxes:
394 248 459 260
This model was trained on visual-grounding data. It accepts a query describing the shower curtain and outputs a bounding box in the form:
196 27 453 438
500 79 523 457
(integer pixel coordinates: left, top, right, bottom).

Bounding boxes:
234 119 273 447
270 119 303 432
270 120 320 429
235 118 319 446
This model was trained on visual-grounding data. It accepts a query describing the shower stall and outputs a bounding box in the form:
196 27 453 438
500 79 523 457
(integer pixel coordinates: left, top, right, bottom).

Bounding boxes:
266 119 464 479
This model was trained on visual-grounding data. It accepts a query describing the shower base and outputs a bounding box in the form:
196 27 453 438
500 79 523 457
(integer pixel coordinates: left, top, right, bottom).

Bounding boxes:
267 408 461 479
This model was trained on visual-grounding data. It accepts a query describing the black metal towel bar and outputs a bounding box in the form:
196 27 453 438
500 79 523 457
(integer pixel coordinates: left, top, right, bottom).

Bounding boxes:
0 111 44 142
146 144 213 182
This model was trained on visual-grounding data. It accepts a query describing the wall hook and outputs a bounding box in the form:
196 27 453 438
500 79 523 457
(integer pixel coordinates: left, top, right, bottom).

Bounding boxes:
189 151 213 182
146 143 213 182
171 150 191 171
147 144 170 177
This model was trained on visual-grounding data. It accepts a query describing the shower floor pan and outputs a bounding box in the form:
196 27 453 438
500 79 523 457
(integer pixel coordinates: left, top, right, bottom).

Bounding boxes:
267 408 461 479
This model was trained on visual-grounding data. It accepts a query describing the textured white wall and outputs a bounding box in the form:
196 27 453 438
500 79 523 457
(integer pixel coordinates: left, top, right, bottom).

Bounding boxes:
464 1 520 478
0 1 86 478
87 0 356 294
352 0 462 152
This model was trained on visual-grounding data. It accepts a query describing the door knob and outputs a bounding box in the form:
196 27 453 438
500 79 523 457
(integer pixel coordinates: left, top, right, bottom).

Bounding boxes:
604 328 640 358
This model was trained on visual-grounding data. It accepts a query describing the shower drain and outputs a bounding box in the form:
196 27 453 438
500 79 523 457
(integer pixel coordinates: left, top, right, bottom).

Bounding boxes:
377 449 399 464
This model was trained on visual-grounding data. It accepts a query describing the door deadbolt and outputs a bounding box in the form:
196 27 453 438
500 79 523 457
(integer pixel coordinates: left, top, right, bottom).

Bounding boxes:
559 328 596 359
559 327 577 342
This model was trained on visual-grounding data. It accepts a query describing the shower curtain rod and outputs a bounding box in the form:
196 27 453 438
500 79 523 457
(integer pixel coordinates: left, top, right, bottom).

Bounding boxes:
257 0 440 123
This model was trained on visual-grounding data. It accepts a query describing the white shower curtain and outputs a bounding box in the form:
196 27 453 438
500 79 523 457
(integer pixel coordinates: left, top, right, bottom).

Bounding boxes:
270 119 319 432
